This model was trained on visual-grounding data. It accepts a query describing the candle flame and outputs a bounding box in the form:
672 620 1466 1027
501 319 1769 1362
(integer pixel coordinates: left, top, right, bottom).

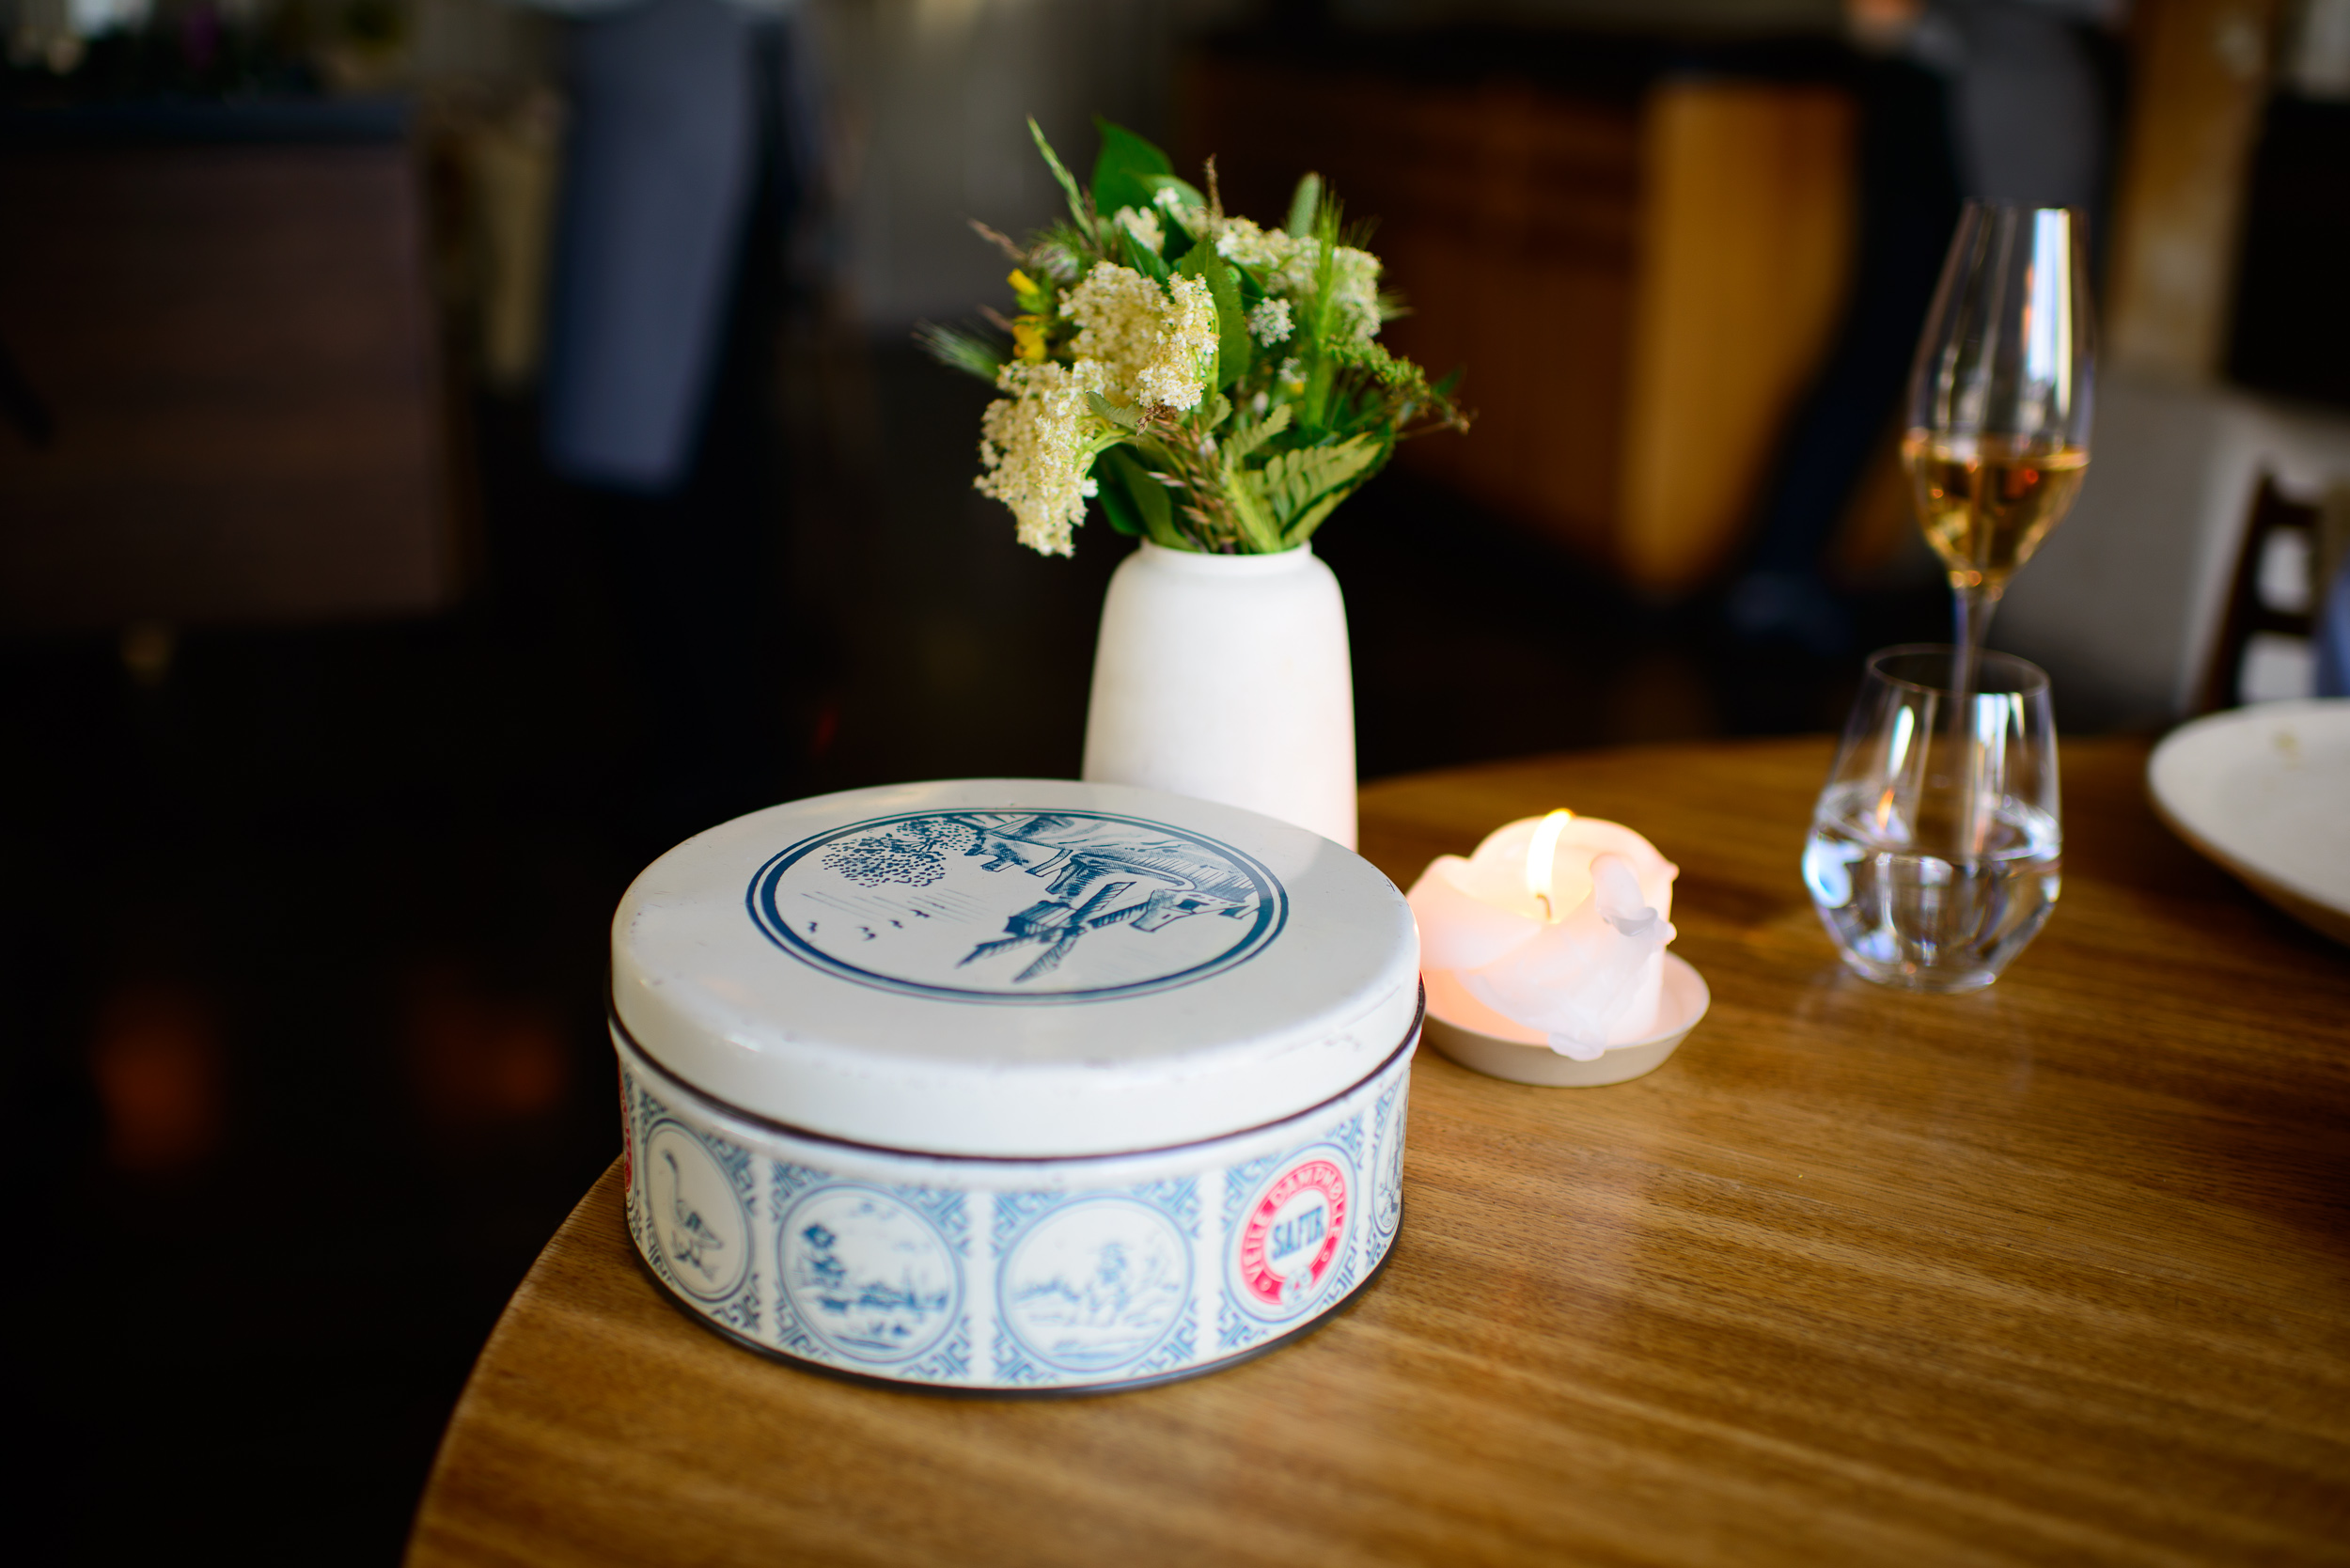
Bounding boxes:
1526 808 1573 920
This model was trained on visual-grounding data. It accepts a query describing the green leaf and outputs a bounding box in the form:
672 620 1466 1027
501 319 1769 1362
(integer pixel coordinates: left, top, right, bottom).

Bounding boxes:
1028 118 1094 240
1078 427 1131 467
1286 172 1323 239
1174 240 1251 392
1208 260 1250 393
1297 196 1346 431
1094 464 1144 538
1089 118 1174 226
1136 172 1205 210
1100 446 1182 548
1086 392 1141 431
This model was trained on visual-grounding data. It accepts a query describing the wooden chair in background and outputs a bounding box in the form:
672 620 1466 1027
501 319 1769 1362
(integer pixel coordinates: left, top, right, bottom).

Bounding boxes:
2193 475 2328 713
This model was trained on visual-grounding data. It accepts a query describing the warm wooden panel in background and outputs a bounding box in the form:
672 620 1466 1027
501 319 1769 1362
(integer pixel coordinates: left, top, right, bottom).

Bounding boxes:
1619 83 1852 590
1183 53 1853 595
0 140 453 632
2105 0 2280 380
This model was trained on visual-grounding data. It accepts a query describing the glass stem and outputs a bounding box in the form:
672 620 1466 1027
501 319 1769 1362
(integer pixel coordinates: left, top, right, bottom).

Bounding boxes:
1950 580 1997 699
1950 579 1999 856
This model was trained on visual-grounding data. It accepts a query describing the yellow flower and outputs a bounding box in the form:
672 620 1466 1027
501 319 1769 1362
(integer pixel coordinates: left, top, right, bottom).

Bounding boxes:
1011 317 1048 363
1008 268 1053 316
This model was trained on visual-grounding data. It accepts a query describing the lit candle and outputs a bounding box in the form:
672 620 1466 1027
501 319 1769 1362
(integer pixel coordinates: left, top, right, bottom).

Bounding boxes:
1406 811 1681 1061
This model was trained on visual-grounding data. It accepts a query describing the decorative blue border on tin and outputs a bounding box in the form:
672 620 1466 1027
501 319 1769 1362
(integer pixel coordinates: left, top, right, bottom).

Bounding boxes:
611 997 1422 1392
743 808 1290 1006
1214 1152 1286 1352
1214 1296 1265 1354
1332 1108 1365 1168
1372 1077 1407 1241
1221 1153 1286 1231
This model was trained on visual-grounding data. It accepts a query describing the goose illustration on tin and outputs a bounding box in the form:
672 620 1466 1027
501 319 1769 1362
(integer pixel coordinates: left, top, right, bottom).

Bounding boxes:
663 1149 727 1281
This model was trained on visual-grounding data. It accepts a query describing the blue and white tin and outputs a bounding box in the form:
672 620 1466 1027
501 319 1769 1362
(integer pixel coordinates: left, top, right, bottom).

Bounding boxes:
611 778 1421 1393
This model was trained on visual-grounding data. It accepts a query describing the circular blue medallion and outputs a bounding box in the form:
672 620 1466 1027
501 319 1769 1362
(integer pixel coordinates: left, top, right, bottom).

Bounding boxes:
746 809 1288 1005
778 1185 961 1366
1000 1198 1191 1374
642 1121 751 1303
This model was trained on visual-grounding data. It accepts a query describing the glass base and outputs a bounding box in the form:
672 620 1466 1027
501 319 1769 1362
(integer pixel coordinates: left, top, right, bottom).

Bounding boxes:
1836 950 2003 993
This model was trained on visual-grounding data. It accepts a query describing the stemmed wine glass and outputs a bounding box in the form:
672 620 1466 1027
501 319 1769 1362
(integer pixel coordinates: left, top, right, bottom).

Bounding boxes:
1903 204 2096 684
1804 203 2093 989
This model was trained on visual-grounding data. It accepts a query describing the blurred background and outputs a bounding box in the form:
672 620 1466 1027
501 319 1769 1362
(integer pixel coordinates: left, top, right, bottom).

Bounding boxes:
1 0 2344 1559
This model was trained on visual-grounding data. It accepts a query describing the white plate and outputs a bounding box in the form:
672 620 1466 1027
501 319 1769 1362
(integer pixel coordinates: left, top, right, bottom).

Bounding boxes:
2146 699 2350 947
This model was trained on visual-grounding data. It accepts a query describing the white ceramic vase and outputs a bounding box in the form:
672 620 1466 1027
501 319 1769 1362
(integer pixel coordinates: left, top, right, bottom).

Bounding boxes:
1081 541 1357 849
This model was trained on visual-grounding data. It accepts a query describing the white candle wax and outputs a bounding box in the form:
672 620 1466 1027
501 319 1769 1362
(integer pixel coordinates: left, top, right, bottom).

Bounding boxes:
1406 813 1680 1060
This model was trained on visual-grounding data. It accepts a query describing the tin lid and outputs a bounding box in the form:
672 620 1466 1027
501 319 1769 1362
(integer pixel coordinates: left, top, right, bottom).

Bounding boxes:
612 779 1420 1158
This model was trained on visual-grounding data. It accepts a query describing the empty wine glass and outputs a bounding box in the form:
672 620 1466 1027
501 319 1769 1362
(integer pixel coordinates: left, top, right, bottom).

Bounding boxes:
1904 204 2096 680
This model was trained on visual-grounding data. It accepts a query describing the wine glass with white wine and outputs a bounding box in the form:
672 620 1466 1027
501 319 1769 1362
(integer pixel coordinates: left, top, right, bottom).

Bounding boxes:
1903 204 2095 681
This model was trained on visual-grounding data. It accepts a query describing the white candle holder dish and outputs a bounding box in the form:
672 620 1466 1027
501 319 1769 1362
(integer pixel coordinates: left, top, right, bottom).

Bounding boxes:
1421 953 1709 1087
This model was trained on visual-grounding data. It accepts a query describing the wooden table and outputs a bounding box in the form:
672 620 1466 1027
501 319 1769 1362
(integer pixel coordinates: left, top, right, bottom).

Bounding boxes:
405 736 2350 1567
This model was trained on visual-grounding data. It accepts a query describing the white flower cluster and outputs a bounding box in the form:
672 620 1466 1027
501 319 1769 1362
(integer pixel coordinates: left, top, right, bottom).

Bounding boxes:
1111 204 1165 256
976 262 1218 556
1065 261 1217 412
1209 214 1292 275
1211 216 1383 350
1247 297 1292 346
975 359 1107 557
1326 244 1383 349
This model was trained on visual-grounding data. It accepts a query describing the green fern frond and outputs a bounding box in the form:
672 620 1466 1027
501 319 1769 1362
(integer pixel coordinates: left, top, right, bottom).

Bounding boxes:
1285 488 1350 547
1217 403 1292 469
1260 435 1382 528
1224 470 1286 553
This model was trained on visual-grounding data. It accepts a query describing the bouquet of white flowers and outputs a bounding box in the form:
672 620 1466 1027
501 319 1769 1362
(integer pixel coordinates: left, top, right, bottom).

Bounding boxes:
922 118 1468 557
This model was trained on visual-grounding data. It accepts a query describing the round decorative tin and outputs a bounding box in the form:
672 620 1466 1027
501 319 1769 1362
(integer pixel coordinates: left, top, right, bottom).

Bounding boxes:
611 778 1421 1393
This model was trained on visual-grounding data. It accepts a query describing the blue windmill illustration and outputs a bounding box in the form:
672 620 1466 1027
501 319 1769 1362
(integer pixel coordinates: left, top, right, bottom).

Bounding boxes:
947 815 1265 981
960 879 1139 981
